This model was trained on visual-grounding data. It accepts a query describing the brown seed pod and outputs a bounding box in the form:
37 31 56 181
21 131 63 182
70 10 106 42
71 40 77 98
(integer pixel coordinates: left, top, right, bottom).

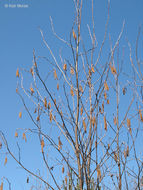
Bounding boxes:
0 182 3 190
19 112 22 118
104 116 107 131
126 145 129 157
16 68 19 77
104 81 109 91
89 69 92 76
102 101 104 113
41 139 45 153
50 112 52 122
36 116 40 121
27 177 29 183
0 141 2 149
124 149 127 159
139 109 143 122
110 62 117 75
57 83 59 90
114 117 117 125
114 152 118 162
104 92 107 100
127 118 131 127
48 102 51 109
80 106 83 116
44 97 47 109
30 86 34 95
22 133 27 142
54 69 58 79
62 166 65 174
72 29 77 40
15 131 18 137
122 87 126 95
70 87 74 96
58 137 63 150
30 68 34 76
79 85 83 93
65 176 67 185
70 67 74 75
92 116 96 128
83 119 87 133
4 157 7 165
60 110 63 116
63 64 67 71
97 165 101 182
95 141 97 148
107 99 110 104
91 65 95 73
54 99 56 105
34 61 37 67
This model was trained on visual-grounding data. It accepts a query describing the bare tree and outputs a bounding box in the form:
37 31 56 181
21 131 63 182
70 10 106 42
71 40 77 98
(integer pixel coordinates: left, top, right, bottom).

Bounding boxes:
0 0 143 190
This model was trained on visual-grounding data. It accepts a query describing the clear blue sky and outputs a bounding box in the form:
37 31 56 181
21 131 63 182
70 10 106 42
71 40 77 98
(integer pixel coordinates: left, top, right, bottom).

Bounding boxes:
0 0 143 189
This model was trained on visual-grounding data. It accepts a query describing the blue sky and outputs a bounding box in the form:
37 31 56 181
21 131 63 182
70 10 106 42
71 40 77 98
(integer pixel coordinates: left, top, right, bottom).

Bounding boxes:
0 0 143 189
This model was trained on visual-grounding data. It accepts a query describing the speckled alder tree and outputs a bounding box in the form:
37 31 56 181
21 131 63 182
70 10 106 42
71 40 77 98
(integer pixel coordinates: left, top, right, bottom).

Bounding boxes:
0 0 143 190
